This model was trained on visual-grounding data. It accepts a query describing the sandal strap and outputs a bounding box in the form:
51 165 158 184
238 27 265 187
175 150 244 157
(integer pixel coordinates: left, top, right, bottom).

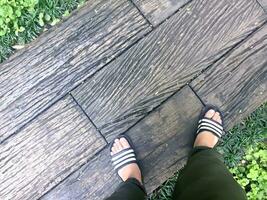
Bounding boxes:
111 148 137 171
197 118 224 138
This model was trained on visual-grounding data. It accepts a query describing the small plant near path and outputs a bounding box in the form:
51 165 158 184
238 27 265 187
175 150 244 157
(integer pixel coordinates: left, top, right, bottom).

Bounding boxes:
0 0 85 62
231 142 267 199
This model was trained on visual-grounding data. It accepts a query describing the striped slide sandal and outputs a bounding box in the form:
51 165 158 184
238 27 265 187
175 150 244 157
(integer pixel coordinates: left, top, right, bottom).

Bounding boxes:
110 135 139 179
197 105 225 139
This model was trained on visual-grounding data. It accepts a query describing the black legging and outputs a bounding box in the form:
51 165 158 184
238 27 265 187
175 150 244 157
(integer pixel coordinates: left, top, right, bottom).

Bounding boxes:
105 147 247 200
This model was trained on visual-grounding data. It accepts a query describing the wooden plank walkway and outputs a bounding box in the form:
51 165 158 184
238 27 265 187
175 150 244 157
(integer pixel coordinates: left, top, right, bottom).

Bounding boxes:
258 0 267 13
0 96 106 200
42 86 202 200
132 0 190 26
72 0 266 142
191 24 267 129
0 0 266 199
0 0 151 142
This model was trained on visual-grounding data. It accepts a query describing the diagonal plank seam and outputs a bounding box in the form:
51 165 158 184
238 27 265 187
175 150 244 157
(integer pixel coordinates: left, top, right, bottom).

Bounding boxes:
188 84 206 106
0 12 154 144
189 22 267 129
187 20 267 89
188 20 267 88
100 84 191 143
151 0 194 28
39 85 198 200
38 144 108 200
71 0 267 141
1 0 194 144
128 0 154 27
70 93 109 145
73 20 267 143
256 0 267 14
0 93 69 144
130 0 194 28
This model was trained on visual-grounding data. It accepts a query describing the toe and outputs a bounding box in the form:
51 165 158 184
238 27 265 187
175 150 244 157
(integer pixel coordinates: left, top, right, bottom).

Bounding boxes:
113 139 120 151
111 146 116 154
116 139 123 151
120 137 130 149
213 112 222 124
205 109 215 118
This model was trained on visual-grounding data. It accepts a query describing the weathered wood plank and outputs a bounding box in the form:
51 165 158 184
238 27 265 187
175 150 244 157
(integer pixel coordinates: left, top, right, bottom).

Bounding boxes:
257 0 267 13
0 0 151 143
0 96 106 200
72 0 266 142
42 86 203 200
42 147 120 200
191 24 267 129
132 0 190 26
128 86 202 192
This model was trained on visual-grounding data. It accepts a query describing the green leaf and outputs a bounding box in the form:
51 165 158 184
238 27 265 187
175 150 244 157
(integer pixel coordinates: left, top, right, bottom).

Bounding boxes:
38 13 44 26
15 9 21 17
0 29 6 36
44 14 51 21
63 10 70 17
0 17 3 25
50 18 60 26
19 26 25 32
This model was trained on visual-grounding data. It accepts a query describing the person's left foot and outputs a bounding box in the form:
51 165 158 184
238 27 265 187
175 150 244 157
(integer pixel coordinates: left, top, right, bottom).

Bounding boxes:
111 138 142 184
194 109 222 148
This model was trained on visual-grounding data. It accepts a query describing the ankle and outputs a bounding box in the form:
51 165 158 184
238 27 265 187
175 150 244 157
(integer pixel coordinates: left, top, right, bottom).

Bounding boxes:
127 170 142 184
127 174 142 185
193 131 218 148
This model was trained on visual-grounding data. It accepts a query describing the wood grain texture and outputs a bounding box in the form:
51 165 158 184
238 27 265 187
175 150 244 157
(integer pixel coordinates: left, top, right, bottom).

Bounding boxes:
127 86 202 192
132 0 190 26
72 0 266 142
42 147 120 200
191 24 267 129
0 0 151 143
42 86 203 199
0 96 106 200
257 0 267 13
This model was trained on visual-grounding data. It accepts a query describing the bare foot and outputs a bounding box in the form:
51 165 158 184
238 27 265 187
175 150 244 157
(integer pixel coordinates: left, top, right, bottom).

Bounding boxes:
194 109 222 148
111 138 142 184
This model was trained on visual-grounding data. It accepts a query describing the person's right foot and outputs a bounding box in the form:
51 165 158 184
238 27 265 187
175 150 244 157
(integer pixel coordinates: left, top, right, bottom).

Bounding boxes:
194 109 222 148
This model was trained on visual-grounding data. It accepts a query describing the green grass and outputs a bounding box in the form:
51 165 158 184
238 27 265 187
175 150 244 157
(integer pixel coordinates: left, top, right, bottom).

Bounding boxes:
149 103 267 200
0 0 85 62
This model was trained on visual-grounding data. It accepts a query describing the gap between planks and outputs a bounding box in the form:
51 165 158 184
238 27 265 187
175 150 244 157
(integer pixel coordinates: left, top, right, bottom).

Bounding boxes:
70 93 109 145
128 0 154 27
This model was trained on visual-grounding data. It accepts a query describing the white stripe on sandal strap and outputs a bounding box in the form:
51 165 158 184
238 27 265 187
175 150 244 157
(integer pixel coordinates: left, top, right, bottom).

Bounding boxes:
198 122 223 134
198 126 222 138
111 149 134 161
199 118 223 130
114 157 137 170
112 153 136 165
198 118 224 138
